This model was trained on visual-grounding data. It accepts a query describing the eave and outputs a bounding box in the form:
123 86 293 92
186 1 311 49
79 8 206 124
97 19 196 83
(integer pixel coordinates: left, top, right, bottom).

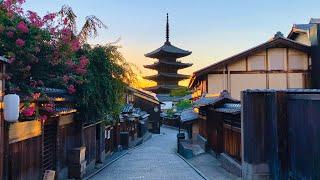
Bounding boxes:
144 72 190 81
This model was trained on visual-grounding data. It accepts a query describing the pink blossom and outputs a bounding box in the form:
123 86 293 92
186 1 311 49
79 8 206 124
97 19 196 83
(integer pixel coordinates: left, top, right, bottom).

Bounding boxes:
75 67 87 75
6 31 14 38
27 11 43 28
63 18 68 25
22 106 35 117
67 85 76 94
8 57 15 64
43 13 56 23
32 92 41 100
65 59 75 69
40 115 47 122
15 39 25 47
16 21 29 33
63 75 70 83
30 80 37 87
43 103 55 112
49 27 56 34
70 39 80 52
79 56 89 67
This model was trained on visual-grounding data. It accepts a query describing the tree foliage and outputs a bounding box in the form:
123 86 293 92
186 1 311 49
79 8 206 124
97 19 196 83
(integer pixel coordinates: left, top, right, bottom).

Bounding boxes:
170 86 191 97
0 0 136 122
77 44 135 122
176 99 193 111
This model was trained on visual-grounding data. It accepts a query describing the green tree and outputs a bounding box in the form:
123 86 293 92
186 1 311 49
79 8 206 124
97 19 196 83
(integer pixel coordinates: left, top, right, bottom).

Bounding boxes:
170 86 191 97
76 44 136 123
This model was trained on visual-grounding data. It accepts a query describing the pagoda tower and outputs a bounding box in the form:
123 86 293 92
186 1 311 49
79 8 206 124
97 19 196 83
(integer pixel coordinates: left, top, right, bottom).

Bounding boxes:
144 14 193 94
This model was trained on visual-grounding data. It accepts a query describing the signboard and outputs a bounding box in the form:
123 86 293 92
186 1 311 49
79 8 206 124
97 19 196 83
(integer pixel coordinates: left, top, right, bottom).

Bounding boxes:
9 120 42 144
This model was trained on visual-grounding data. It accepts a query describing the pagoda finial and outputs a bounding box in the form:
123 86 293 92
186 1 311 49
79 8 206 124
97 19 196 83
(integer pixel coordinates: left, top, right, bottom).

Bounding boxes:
166 13 170 43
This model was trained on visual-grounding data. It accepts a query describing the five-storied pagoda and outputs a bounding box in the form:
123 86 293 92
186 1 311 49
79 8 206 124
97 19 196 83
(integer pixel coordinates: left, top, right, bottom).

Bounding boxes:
144 14 193 95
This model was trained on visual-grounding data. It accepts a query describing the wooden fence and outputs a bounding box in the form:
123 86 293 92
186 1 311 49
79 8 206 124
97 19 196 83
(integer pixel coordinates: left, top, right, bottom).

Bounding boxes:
242 89 320 179
223 124 241 162
83 124 97 166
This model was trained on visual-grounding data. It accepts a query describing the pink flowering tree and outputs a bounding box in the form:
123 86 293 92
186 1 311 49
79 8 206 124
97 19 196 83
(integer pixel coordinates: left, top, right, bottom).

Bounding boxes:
0 1 105 93
0 0 136 122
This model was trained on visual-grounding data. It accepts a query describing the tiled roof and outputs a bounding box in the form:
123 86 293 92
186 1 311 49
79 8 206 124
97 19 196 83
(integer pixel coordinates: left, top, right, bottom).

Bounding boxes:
144 61 192 70
180 108 198 123
144 72 189 80
122 104 134 113
215 103 241 114
145 42 191 58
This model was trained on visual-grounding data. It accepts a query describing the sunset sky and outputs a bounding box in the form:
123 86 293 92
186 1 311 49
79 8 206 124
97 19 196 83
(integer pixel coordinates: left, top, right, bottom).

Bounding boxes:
24 0 320 87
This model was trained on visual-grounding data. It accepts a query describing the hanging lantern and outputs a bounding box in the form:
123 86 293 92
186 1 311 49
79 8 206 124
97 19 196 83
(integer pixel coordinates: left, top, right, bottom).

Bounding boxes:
3 94 20 122
153 106 159 112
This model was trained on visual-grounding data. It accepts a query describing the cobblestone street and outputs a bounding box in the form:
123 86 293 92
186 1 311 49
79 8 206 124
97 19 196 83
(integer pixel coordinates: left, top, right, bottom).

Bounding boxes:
91 127 237 180
91 127 204 180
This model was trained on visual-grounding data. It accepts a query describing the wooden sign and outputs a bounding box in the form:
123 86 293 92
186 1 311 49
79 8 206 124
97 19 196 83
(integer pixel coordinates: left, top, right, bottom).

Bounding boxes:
9 120 42 144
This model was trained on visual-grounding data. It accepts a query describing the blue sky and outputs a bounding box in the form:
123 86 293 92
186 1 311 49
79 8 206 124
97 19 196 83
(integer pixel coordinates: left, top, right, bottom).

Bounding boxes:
24 0 320 77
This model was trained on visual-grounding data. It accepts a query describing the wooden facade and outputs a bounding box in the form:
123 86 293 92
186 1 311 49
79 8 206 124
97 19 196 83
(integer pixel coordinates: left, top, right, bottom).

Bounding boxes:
242 89 320 179
189 35 311 100
198 96 241 162
125 87 161 134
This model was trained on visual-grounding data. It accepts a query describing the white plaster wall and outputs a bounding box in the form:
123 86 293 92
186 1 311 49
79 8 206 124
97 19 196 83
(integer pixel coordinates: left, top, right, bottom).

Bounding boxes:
208 74 225 94
228 59 246 71
230 74 267 99
288 49 308 70
288 73 304 88
248 55 265 71
269 73 287 89
268 48 286 70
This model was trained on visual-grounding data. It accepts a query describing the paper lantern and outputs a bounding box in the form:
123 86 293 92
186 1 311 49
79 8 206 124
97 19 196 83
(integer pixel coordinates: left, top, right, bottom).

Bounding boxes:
153 106 159 112
3 94 20 122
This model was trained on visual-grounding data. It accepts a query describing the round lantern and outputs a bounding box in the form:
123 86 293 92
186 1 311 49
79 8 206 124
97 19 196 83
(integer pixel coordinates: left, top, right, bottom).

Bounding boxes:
3 94 20 122
153 106 159 112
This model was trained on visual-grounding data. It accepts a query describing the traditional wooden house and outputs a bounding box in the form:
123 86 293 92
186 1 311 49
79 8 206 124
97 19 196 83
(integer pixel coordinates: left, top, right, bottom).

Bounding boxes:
189 32 311 100
125 87 161 134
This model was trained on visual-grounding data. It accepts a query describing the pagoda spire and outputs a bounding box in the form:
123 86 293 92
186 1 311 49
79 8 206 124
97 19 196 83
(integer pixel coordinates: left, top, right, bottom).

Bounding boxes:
166 13 170 43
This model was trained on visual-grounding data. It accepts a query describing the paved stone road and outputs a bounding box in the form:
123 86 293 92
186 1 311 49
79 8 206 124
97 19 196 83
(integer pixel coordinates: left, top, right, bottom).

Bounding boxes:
91 127 234 180
91 127 203 180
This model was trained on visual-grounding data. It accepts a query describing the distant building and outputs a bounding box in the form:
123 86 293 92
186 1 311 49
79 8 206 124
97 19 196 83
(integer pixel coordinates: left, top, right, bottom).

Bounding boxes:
144 14 192 95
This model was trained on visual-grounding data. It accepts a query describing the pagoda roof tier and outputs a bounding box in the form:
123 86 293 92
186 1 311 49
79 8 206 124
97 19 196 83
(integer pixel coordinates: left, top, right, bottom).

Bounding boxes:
144 72 189 81
144 61 193 70
144 85 183 92
145 42 192 59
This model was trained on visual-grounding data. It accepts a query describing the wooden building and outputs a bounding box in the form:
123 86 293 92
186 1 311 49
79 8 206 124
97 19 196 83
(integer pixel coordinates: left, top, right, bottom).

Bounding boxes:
189 32 311 100
125 87 161 134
